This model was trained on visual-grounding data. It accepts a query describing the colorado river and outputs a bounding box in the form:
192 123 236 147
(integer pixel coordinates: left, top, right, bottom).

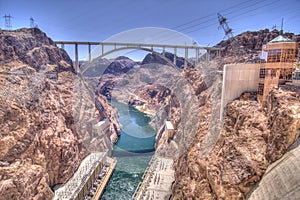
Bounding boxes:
101 100 156 200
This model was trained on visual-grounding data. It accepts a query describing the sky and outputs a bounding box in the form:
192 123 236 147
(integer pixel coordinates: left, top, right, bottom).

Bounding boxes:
1 0 300 60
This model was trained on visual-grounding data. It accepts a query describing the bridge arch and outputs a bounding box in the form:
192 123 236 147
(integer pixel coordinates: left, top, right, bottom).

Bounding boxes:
81 45 180 75
55 28 222 72
80 27 206 74
69 28 222 159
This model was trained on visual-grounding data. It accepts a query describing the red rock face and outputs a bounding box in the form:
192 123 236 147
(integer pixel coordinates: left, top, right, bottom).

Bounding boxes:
0 65 86 200
0 28 74 73
171 87 300 199
0 28 120 199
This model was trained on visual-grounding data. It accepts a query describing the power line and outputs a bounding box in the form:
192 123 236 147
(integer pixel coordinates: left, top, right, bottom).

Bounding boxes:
180 0 281 35
173 0 263 32
100 0 267 48
149 0 280 49
172 0 263 31
145 0 272 44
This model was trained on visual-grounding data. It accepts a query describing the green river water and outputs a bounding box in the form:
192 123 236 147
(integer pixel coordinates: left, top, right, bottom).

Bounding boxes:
101 100 156 200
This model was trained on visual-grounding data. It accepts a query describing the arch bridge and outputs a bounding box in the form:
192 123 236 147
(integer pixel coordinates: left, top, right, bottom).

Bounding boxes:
54 41 223 72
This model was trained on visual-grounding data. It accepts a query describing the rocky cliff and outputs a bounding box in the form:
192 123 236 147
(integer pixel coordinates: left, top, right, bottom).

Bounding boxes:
0 28 120 199
171 86 300 199
142 52 186 68
214 29 300 64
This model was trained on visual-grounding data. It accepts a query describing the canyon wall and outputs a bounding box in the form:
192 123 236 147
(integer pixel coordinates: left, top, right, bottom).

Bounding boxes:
171 86 300 199
0 28 119 199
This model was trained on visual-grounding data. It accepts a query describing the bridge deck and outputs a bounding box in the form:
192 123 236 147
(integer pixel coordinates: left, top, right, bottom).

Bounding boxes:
54 40 223 72
54 41 223 50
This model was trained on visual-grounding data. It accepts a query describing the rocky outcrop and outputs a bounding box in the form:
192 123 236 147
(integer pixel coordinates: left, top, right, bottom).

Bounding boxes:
95 56 138 98
171 86 300 199
0 28 120 199
265 86 300 161
104 56 138 75
214 29 300 64
128 84 171 113
142 52 185 68
0 67 88 200
81 58 111 77
82 56 138 78
0 28 74 73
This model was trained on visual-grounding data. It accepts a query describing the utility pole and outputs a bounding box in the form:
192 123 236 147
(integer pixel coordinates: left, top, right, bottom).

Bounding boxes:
280 18 284 35
3 14 12 30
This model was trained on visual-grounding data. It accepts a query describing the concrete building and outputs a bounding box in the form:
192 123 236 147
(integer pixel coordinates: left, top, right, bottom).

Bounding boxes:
292 66 300 86
220 33 298 118
165 121 175 140
220 63 261 119
258 35 298 105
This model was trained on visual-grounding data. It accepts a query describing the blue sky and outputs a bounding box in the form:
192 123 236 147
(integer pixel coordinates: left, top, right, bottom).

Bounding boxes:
1 0 300 60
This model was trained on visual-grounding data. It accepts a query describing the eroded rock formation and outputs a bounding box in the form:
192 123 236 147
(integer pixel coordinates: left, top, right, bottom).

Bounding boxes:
0 28 120 199
171 86 300 199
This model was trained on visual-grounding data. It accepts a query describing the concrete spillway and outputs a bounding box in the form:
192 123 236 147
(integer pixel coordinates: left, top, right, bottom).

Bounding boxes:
53 152 116 200
133 155 175 200
247 144 300 200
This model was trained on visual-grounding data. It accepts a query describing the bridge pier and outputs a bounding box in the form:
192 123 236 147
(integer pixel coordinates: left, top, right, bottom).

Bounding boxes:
88 43 91 62
184 48 188 68
75 43 79 72
196 48 199 63
173 48 177 66
206 49 210 62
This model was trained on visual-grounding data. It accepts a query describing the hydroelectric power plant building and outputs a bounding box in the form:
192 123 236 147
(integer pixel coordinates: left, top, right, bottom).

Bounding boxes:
258 35 299 105
53 152 116 200
221 33 299 118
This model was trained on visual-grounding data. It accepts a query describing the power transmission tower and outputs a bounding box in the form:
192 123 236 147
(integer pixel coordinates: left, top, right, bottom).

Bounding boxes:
30 17 38 28
217 13 245 60
30 17 34 28
217 13 234 39
3 14 12 30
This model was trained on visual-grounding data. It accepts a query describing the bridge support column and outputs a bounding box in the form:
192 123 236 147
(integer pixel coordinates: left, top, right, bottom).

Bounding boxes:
184 48 188 68
88 43 91 62
206 49 210 62
162 46 165 57
196 48 199 63
173 48 177 66
61 43 65 50
75 43 79 72
101 45 104 56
